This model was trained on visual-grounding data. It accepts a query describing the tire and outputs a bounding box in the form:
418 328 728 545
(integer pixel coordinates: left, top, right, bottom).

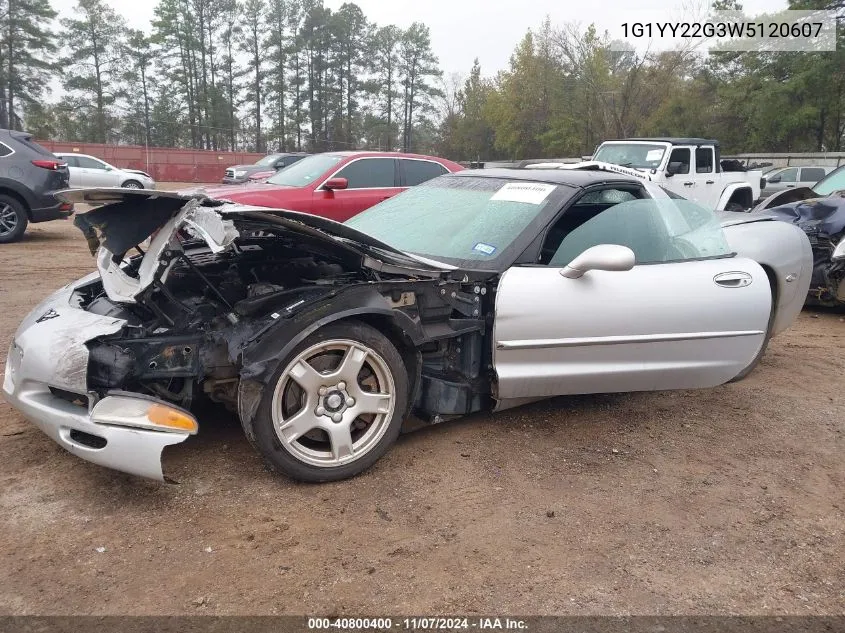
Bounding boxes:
0 194 28 243
729 284 776 382
247 320 409 482
121 180 143 189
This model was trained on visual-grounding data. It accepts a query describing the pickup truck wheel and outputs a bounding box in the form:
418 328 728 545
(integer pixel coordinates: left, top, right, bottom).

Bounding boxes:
0 195 28 243
249 321 409 482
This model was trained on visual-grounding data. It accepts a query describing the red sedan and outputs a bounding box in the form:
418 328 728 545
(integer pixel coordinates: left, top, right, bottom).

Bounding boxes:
206 151 464 222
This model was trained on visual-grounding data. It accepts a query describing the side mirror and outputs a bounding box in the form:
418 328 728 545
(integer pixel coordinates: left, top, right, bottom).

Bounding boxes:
560 244 636 279
665 162 684 176
324 177 348 191
766 174 781 184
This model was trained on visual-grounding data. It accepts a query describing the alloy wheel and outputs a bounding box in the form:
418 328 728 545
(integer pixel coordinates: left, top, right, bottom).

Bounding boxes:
0 204 18 237
271 339 396 467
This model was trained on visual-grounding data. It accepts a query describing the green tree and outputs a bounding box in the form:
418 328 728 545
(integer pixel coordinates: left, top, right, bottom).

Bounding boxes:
61 0 127 143
0 0 58 129
398 22 441 152
367 24 400 149
238 0 267 151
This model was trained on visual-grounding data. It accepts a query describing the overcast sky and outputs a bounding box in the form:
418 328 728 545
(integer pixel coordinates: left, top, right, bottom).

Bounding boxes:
52 0 788 77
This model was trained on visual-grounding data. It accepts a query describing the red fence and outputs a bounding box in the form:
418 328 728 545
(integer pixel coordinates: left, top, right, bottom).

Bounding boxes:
37 141 266 183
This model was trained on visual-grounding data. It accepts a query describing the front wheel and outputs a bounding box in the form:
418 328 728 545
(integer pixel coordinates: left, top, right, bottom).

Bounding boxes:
247 321 409 482
121 179 143 189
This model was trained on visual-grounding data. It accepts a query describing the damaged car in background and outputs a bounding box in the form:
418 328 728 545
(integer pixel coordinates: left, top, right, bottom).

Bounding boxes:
753 165 845 307
2 170 812 482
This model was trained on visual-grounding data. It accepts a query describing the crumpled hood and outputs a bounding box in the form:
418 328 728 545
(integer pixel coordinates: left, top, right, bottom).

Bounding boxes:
754 189 845 236
58 187 449 304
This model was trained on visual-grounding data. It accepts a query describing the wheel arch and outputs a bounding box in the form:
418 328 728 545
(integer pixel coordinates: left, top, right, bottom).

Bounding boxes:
718 184 753 211
0 184 33 218
237 305 423 432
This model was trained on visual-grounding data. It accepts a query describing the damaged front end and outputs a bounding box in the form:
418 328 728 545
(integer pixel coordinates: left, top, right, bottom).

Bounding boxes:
756 190 845 306
7 188 494 480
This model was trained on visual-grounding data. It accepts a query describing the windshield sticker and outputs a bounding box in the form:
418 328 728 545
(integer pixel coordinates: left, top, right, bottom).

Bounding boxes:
646 149 664 161
473 242 497 256
490 182 556 205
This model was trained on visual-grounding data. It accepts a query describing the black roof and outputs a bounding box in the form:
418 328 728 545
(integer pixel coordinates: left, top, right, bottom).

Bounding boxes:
453 167 641 187
611 137 720 146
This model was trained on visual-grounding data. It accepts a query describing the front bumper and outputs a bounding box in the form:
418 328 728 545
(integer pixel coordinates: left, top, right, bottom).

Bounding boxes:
221 176 248 185
2 280 190 481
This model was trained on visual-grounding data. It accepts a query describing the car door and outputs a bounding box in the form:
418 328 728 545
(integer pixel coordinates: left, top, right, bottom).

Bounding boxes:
399 158 449 187
764 167 798 194
493 191 772 400
76 156 120 187
666 146 695 199
694 146 720 209
319 157 399 221
798 167 827 188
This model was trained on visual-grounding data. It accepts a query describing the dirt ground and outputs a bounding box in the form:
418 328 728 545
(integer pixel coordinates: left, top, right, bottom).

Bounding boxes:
0 187 843 616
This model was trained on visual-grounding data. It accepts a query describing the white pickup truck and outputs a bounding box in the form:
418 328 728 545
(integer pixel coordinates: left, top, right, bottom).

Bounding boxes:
529 138 763 211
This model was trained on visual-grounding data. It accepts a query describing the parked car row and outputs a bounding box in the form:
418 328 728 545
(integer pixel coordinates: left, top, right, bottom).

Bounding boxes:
53 152 156 190
205 151 464 222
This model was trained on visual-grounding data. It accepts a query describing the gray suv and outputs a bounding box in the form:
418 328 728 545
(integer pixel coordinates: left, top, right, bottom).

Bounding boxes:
0 129 73 243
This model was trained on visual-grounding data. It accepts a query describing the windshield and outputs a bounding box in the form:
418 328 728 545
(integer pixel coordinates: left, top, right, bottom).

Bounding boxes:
346 176 565 269
266 154 343 186
813 166 845 196
593 143 667 170
255 155 281 167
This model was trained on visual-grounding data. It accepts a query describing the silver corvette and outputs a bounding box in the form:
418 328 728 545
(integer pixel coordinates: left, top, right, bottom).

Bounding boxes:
2 169 812 482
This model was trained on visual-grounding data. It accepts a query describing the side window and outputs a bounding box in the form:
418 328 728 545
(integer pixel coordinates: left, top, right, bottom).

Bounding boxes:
548 198 731 267
334 158 396 189
778 167 798 182
0 143 13 157
62 156 78 167
695 147 714 173
540 187 643 264
800 167 826 183
77 156 107 170
401 159 448 186
667 148 690 174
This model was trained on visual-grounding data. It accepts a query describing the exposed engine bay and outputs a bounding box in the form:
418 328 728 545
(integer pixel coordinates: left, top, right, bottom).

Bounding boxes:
68 190 495 427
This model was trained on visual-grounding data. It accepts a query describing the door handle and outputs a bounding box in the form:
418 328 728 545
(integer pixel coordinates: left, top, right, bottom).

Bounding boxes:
714 271 753 288
786 184 795 188
683 181 694 186
705 180 714 184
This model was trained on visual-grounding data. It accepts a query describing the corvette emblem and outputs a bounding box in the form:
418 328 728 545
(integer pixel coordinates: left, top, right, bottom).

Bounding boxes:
36 309 59 323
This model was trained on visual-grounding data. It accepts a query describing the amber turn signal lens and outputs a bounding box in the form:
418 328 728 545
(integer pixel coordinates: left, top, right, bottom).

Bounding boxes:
147 404 199 433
